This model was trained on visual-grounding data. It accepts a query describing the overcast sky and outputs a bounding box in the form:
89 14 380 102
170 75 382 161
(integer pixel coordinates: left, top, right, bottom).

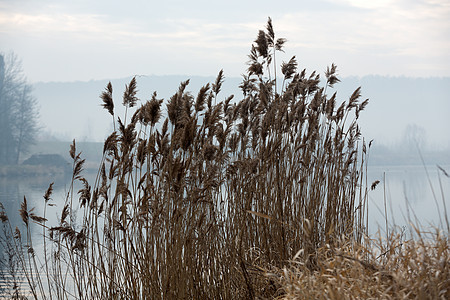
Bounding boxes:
1 0 449 83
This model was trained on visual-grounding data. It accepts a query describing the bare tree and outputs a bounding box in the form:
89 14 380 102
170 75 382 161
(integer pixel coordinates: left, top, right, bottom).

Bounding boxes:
0 53 39 165
402 123 427 151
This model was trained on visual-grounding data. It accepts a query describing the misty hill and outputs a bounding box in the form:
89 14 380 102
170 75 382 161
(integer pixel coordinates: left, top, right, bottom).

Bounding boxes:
33 75 450 154
34 75 242 142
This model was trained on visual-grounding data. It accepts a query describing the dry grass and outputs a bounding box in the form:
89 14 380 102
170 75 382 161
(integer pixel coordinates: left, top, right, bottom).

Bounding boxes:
0 18 448 299
275 228 449 300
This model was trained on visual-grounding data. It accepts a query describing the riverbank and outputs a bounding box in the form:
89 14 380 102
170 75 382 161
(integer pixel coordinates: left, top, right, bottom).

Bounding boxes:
0 164 68 178
0 141 104 178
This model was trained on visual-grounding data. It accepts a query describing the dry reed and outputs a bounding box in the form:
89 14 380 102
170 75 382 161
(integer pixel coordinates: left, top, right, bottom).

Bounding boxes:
0 18 447 299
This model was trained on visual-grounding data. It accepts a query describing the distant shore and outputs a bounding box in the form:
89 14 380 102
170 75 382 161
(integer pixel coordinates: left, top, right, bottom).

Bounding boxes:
2 140 448 178
0 164 68 178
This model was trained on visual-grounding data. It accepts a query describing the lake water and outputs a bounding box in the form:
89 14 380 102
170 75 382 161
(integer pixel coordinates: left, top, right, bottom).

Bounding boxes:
1 163 448 237
0 164 449 296
366 164 450 235
0 173 69 298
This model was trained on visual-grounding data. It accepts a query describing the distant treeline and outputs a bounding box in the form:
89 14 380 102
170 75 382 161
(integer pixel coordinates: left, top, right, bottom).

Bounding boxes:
33 75 450 147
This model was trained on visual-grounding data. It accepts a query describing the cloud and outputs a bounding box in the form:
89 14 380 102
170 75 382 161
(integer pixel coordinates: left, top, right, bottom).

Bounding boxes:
0 10 254 51
272 0 450 75
0 8 259 81
1 0 449 81
0 12 118 37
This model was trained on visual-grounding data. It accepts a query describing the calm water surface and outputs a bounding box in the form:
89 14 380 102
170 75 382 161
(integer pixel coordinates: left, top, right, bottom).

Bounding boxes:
1 164 449 236
0 172 91 298
366 164 450 235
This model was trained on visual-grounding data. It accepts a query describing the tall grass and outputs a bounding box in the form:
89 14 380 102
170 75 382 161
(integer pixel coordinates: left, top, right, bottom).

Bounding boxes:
3 18 446 299
272 227 449 299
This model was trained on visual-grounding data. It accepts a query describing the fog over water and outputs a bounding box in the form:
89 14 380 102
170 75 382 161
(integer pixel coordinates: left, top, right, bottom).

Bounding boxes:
366 164 450 235
1 164 448 242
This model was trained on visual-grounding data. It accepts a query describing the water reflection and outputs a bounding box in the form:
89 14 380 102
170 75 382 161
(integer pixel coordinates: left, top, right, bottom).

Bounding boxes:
0 174 71 228
366 164 450 235
0 173 73 297
1 164 448 237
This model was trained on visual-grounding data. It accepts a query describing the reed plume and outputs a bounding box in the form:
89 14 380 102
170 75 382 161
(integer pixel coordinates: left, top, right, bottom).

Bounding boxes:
0 17 446 300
